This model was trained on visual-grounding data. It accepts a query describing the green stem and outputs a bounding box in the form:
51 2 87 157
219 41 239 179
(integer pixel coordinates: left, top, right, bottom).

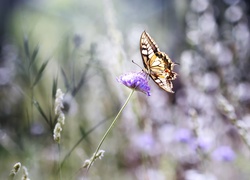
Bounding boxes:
58 144 62 180
87 89 135 170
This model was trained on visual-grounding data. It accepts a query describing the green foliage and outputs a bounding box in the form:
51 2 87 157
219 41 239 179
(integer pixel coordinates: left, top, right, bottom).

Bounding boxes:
32 59 49 87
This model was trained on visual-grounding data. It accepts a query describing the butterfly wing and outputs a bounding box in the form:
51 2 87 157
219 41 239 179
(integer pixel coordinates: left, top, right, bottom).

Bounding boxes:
150 73 174 93
140 31 160 70
140 31 177 93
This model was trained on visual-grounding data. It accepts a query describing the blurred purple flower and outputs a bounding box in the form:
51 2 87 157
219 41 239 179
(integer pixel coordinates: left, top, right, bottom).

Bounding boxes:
132 133 155 153
191 138 211 152
175 128 193 143
212 146 236 162
117 72 151 96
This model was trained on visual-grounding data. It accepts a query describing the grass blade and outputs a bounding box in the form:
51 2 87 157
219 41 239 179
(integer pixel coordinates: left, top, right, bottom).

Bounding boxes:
72 71 85 96
61 68 70 90
23 36 30 59
52 75 58 100
32 60 49 87
71 57 92 96
29 45 39 69
33 100 49 125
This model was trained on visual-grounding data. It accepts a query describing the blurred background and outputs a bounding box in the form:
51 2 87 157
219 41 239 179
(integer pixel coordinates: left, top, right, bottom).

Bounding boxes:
1 0 250 179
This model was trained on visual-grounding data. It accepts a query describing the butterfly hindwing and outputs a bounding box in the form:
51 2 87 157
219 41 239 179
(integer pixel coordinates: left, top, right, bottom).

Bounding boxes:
140 31 177 93
150 73 174 93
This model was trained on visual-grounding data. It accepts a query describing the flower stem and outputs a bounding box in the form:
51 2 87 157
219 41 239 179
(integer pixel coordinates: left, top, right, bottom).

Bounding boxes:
87 89 135 170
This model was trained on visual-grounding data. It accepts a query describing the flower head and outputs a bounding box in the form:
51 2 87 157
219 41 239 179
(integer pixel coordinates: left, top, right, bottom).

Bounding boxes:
95 149 105 160
212 146 236 162
53 122 62 143
175 128 193 143
9 162 21 177
132 133 155 153
191 138 211 152
117 72 151 96
82 149 105 169
55 89 64 115
82 159 91 168
22 166 30 180
53 88 66 143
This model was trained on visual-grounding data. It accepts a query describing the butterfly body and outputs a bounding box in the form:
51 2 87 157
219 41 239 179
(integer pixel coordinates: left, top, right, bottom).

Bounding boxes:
140 31 177 93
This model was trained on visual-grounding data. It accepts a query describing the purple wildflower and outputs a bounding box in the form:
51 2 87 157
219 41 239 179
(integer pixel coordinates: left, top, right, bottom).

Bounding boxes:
132 133 155 152
117 72 151 96
191 138 211 152
175 128 193 143
211 146 236 162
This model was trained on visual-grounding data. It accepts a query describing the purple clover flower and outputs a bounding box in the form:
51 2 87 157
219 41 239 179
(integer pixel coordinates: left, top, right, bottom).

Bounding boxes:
117 72 151 96
211 146 236 162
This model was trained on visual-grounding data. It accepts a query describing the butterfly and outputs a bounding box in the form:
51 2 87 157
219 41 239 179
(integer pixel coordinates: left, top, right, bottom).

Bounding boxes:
140 31 177 93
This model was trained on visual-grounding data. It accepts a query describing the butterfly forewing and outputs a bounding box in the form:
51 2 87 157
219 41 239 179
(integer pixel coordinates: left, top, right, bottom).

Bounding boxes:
140 31 177 93
140 31 160 69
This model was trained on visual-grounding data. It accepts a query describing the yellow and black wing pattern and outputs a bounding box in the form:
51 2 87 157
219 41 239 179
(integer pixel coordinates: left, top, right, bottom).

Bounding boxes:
140 31 177 93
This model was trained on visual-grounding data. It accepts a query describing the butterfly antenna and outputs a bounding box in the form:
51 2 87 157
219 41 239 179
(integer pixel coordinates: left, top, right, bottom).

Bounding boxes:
132 60 144 70
131 60 149 79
